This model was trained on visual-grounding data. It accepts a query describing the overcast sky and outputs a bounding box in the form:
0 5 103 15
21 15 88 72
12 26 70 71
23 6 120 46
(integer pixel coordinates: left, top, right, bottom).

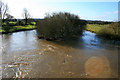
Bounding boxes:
2 0 119 21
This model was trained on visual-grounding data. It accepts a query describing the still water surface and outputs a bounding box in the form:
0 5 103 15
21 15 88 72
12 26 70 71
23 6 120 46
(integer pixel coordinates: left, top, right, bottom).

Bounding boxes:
1 30 119 78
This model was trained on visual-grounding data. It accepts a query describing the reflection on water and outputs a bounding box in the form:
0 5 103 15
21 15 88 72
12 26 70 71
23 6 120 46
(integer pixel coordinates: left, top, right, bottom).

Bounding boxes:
82 31 119 50
85 56 111 78
1 30 119 78
2 30 38 53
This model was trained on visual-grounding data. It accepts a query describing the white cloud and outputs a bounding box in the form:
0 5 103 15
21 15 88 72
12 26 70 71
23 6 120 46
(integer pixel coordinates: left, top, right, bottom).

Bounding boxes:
104 10 119 14
113 11 119 14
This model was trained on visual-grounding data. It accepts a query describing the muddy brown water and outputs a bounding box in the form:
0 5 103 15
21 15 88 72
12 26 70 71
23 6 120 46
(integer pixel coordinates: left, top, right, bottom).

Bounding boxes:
1 30 119 78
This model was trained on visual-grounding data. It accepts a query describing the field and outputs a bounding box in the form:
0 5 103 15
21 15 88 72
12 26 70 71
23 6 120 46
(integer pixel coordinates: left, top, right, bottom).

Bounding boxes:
86 23 120 40
85 24 107 33
0 21 36 33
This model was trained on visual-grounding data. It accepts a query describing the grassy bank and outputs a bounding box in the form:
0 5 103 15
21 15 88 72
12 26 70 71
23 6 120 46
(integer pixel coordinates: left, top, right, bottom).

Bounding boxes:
0 25 36 34
86 24 107 33
86 23 120 40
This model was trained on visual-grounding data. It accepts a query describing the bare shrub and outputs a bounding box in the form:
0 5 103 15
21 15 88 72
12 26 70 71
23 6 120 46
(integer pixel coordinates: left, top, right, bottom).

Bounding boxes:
36 12 87 40
98 22 120 39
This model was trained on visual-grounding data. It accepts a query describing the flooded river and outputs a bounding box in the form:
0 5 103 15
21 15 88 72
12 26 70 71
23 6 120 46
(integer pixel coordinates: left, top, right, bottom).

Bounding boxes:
1 30 119 78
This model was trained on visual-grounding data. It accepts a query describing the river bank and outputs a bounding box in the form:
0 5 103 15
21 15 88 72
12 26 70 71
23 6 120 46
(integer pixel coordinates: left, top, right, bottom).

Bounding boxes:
86 23 120 40
1 24 36 34
0 28 36 34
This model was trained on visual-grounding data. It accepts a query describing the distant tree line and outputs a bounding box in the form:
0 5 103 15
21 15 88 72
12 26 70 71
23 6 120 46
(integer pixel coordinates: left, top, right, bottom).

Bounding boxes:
87 20 113 25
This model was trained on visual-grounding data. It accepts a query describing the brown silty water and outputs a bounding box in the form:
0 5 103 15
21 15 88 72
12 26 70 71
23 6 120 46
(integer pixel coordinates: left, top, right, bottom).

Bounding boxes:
1 30 119 78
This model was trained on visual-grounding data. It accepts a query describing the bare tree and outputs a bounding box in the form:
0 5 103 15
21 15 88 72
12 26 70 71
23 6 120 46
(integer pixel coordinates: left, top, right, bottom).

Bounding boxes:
0 1 3 27
22 8 30 25
0 1 9 26
6 13 14 19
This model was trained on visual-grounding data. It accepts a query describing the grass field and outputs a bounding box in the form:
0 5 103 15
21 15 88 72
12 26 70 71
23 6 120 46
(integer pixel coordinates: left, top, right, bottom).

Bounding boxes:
0 25 36 33
86 23 120 40
1 21 36 33
85 24 108 33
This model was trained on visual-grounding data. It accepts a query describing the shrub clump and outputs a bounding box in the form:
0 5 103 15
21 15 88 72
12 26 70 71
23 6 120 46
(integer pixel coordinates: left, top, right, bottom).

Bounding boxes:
36 12 87 40
2 21 14 33
97 22 120 40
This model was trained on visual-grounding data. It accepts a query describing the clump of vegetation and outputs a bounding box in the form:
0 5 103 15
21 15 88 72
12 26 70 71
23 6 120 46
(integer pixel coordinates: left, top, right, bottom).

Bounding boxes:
2 23 13 33
86 22 120 40
2 17 14 33
36 12 87 40
86 24 104 33
30 22 36 25
98 22 120 40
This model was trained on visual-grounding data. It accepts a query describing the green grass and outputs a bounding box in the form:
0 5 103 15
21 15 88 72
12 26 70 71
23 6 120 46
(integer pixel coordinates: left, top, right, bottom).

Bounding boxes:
86 23 120 40
2 22 6 25
86 24 108 33
0 29 4 32
9 22 17 24
0 27 4 32
0 25 36 33
31 22 36 25
2 22 17 25
15 25 36 30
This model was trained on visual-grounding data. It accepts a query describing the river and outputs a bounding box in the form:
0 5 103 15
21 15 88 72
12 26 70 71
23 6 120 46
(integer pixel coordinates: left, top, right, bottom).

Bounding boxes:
1 30 119 78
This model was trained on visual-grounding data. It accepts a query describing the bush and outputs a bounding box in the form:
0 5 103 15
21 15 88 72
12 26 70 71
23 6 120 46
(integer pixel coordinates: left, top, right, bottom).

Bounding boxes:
17 21 25 26
9 22 17 26
30 22 36 25
36 12 87 40
2 22 13 32
98 22 120 40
